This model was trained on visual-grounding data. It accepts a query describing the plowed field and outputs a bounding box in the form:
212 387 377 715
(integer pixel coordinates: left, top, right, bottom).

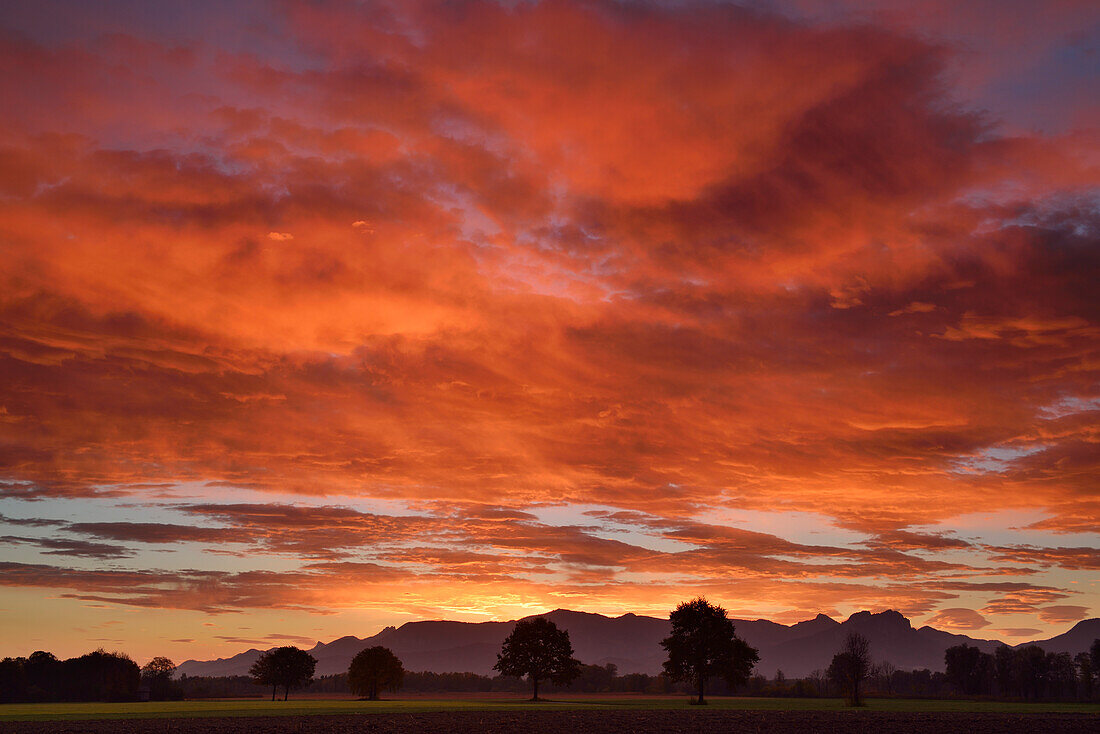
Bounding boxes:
2 709 1097 733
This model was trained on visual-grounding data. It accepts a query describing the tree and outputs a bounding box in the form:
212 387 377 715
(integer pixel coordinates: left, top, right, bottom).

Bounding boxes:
493 617 581 700
1048 652 1076 699
569 663 617 692
1075 651 1093 700
660 598 759 705
829 632 871 706
993 644 1015 696
874 660 897 695
61 650 140 702
945 644 993 696
1014 645 1049 700
248 647 316 701
24 651 60 702
141 657 177 701
0 658 27 703
348 646 403 700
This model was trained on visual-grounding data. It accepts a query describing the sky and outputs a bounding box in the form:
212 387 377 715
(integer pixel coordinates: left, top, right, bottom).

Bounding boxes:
0 0 1097 665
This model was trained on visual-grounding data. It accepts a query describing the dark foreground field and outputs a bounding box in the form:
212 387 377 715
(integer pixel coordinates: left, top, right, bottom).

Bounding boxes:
2 710 1098 733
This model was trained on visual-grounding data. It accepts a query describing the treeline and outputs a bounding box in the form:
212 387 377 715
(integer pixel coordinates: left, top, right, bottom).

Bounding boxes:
0 650 140 703
177 652 1100 702
7 641 1100 704
177 665 720 698
0 650 180 703
758 642 1100 702
177 664 683 698
943 643 1095 700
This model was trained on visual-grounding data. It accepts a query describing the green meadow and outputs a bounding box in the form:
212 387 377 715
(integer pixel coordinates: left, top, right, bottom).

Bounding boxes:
1 697 1096 721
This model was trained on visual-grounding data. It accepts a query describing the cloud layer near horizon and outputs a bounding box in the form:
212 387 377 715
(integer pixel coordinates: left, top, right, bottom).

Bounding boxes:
0 0 1097 656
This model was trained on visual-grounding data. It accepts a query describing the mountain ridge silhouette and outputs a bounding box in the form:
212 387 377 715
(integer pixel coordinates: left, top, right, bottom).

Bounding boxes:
176 609 1100 679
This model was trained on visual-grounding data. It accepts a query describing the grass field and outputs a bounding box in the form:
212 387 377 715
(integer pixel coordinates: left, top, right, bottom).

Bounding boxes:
1 696 1097 722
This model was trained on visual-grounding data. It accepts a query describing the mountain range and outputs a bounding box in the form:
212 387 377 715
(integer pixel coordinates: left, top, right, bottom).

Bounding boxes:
176 609 1100 680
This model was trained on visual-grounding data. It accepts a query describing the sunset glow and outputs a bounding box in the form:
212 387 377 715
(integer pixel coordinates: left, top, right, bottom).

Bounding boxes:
0 0 1097 663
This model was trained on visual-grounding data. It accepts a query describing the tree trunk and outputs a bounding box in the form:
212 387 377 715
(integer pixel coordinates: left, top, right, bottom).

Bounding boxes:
271 685 276 702
696 675 706 705
284 685 289 701
531 676 539 701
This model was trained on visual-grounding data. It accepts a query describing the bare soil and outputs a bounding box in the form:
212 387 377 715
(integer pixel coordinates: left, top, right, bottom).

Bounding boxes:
2 710 1097 733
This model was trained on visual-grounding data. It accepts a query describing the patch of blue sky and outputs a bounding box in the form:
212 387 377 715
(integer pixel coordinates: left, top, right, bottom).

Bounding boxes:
525 502 695 553
1038 395 1100 419
524 502 617 528
952 444 1047 475
140 482 423 518
587 528 695 554
691 507 869 548
0 543 120 570
0 484 430 571
0 482 286 527
0 531 307 576
934 509 1099 546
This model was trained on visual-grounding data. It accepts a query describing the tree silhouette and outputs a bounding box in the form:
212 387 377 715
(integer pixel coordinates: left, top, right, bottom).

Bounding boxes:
944 643 994 695
348 646 404 700
828 632 871 706
24 651 60 701
1082 638 1100 698
494 617 581 700
660 598 759 705
248 647 316 701
140 657 177 700
1074 652 1093 699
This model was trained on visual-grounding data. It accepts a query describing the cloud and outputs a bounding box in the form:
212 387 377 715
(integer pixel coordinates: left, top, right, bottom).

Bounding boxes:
0 535 134 559
0 0 1095 642
0 513 64 528
0 1 1095 530
925 607 991 630
64 522 244 546
263 633 315 645
867 530 972 551
980 588 1073 616
985 545 1100 571
1037 605 1090 624
889 302 938 316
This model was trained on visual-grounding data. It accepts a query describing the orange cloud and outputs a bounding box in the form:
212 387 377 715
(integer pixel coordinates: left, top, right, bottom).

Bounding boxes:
0 0 1096 653
926 607 991 630
1037 605 1091 624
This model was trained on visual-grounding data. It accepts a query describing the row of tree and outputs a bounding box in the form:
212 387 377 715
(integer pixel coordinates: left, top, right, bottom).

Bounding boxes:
0 650 178 703
944 640 1100 700
179 655 1100 702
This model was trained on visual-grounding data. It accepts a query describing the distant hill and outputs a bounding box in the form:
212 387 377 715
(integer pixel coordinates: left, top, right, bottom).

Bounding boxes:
1017 618 1100 655
175 609 1098 679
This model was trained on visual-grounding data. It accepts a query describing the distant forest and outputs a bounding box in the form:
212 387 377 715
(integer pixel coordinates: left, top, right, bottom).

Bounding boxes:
175 642 1098 703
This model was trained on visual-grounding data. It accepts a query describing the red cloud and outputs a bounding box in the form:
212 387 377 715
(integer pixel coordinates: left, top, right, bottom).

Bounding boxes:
0 0 1096 644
